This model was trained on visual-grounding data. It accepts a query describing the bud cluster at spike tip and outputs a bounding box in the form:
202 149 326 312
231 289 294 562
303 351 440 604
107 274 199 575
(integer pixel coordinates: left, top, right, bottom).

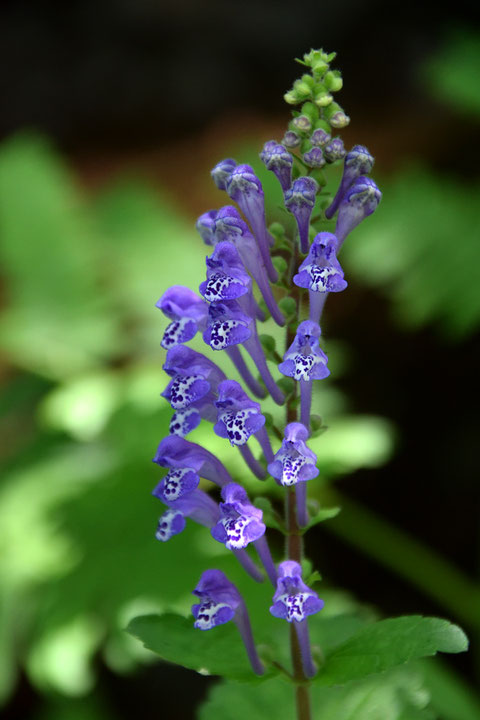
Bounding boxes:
146 49 383 684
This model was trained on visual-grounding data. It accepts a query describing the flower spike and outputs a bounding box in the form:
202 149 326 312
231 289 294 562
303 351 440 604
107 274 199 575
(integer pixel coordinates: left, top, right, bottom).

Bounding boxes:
192 569 265 675
284 177 318 254
325 145 374 219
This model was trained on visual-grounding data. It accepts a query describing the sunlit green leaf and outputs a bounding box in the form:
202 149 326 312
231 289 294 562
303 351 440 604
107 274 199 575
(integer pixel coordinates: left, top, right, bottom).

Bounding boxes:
317 616 468 686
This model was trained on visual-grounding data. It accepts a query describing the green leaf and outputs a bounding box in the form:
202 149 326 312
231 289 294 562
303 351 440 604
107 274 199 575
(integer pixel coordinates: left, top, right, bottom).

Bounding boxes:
303 505 341 531
126 613 275 682
317 616 468 686
199 665 434 720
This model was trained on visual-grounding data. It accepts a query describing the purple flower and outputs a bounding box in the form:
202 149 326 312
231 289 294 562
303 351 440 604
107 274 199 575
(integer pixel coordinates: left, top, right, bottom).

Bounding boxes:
325 145 374 219
196 210 218 245
284 177 319 254
155 488 221 542
211 483 266 549
310 128 331 146
192 569 265 674
156 286 208 349
303 147 325 169
260 140 293 191
192 569 242 629
152 466 200 503
323 138 346 163
155 509 186 541
225 164 277 282
211 158 237 191
270 560 324 622
335 176 381 246
278 320 329 382
199 241 250 302
268 422 319 487
213 206 285 327
153 435 232 486
203 299 252 351
214 380 265 446
163 346 226 392
294 232 347 293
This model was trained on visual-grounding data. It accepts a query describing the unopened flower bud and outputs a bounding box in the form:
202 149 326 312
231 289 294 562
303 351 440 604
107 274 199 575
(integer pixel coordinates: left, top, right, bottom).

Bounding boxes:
303 147 325 168
292 115 312 133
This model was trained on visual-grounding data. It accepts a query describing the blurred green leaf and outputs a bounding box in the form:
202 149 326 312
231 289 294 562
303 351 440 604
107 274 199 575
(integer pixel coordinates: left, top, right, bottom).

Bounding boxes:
419 658 480 720
0 134 121 378
318 616 468 686
199 666 435 720
423 30 480 116
344 167 480 338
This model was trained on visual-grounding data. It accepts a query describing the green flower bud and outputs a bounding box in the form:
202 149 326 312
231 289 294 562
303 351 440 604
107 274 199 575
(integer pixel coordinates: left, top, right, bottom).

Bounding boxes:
324 70 343 92
324 102 350 128
314 92 333 108
284 90 298 105
293 79 313 100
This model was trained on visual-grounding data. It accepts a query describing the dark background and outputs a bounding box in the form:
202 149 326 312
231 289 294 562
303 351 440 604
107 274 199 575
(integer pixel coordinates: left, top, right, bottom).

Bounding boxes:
0 1 479 719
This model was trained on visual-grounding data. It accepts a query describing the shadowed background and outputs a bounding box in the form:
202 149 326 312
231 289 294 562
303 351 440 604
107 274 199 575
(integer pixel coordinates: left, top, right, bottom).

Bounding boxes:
0 1 479 719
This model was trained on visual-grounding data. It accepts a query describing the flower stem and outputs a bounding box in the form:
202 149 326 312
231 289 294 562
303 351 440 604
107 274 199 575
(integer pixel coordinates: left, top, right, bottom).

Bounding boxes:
285 243 312 720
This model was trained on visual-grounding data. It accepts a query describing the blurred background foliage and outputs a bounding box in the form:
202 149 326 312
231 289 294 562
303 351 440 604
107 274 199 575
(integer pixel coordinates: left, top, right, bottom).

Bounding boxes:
0 5 479 719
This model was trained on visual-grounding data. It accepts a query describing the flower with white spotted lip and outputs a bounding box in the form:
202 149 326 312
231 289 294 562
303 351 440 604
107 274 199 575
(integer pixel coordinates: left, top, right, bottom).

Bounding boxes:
268 422 319 487
211 483 266 550
278 320 330 382
270 560 324 622
214 380 265 446
294 232 347 294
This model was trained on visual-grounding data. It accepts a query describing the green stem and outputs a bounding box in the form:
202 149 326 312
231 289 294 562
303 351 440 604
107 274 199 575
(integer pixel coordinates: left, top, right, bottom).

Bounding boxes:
284 243 312 720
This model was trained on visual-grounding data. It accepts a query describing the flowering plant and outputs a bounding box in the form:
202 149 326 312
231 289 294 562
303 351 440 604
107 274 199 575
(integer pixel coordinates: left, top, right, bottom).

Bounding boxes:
128 49 467 720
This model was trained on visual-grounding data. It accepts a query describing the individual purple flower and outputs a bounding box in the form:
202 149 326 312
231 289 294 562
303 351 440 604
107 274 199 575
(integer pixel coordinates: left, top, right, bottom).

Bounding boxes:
280 320 329 430
310 128 331 146
303 147 325 169
335 176 382 246
293 232 347 293
203 299 252 351
284 177 319 254
260 140 293 191
211 483 266 550
211 158 237 191
214 380 265 446
268 422 319 487
278 320 329 382
152 466 200 504
213 206 285 327
199 241 250 302
325 145 375 219
283 130 301 148
192 569 264 675
196 209 218 245
153 435 232 486
270 560 324 622
155 509 186 541
163 346 226 393
167 403 213 438
323 138 346 163
155 489 220 541
156 286 208 349
270 560 324 677
225 164 277 282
